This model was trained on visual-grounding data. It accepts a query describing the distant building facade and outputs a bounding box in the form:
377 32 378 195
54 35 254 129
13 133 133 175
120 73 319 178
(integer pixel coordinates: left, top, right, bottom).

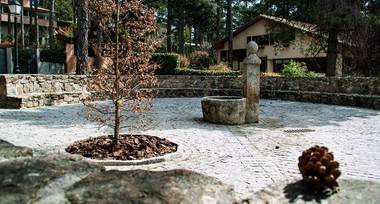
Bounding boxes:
213 15 344 74
0 0 55 74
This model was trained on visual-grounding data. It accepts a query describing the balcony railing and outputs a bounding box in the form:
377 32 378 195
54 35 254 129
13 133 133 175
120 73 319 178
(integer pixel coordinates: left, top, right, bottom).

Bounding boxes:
0 13 55 27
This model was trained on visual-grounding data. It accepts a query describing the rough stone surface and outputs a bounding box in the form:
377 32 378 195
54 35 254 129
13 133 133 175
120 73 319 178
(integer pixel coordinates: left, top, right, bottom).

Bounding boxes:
157 75 380 110
66 169 237 204
0 154 104 204
0 98 379 197
202 96 247 125
1 75 87 96
0 141 236 204
261 90 380 110
0 139 33 159
251 178 380 204
0 74 88 108
1 74 379 109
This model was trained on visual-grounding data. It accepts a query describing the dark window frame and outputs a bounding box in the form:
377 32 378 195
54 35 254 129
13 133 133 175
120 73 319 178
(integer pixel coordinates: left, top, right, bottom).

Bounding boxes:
247 34 270 46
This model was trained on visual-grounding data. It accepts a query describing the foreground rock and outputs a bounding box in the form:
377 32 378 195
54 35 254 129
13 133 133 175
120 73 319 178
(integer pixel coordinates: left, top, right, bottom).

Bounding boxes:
0 150 237 204
66 169 237 204
0 154 104 204
0 139 33 159
251 178 380 204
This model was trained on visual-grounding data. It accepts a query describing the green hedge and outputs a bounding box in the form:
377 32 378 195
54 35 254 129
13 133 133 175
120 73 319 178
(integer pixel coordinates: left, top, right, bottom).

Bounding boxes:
40 48 66 64
152 53 179 75
175 68 240 76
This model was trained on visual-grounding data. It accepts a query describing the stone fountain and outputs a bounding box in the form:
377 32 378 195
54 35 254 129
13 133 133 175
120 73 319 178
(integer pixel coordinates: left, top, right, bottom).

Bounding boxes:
202 41 261 125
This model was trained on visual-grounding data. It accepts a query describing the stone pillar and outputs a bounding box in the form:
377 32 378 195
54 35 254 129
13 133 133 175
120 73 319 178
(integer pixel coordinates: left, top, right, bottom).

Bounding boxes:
243 41 261 123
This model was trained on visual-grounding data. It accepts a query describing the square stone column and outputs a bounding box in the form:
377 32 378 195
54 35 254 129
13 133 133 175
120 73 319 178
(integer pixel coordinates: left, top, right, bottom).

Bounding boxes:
243 41 261 123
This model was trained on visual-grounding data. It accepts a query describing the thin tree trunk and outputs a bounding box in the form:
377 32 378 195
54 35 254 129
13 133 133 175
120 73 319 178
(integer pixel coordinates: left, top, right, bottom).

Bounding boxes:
166 0 172 52
178 13 185 54
34 0 39 47
189 25 192 53
20 1 24 48
114 1 121 146
0 4 2 43
29 0 33 46
193 27 198 49
33 0 39 73
199 30 204 46
215 0 221 41
7 12 11 35
49 0 55 48
227 0 233 68
94 28 103 69
28 0 36 73
75 0 89 75
326 29 338 76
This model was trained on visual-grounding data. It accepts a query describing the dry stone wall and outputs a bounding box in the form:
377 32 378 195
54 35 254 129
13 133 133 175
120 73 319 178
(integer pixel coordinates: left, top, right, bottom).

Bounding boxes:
156 75 380 110
260 77 380 110
0 75 88 108
1 74 379 109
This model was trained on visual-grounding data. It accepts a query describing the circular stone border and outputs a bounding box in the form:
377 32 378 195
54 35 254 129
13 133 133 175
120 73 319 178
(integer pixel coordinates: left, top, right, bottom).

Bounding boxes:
73 135 184 166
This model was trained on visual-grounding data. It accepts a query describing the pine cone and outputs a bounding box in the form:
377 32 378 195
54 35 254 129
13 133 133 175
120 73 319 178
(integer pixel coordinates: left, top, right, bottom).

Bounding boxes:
298 145 341 193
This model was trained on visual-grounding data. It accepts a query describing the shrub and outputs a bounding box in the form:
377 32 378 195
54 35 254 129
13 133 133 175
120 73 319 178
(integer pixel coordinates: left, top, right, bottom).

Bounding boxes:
175 68 239 76
189 51 210 69
18 49 34 73
152 53 179 75
209 63 232 72
40 48 66 64
281 60 319 77
179 55 189 68
261 72 283 77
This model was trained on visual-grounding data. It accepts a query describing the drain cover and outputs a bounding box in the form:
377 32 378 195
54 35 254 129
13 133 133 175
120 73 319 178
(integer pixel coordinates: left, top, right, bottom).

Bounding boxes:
283 129 315 133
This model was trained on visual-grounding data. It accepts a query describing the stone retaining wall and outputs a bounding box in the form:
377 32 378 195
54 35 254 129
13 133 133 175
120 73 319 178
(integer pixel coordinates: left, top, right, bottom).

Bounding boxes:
156 75 380 110
1 74 379 109
0 75 87 108
156 75 243 97
261 77 380 95
261 77 380 110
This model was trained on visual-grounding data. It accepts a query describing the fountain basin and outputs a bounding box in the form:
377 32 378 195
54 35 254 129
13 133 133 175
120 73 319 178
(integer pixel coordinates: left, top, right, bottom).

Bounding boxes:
201 96 246 125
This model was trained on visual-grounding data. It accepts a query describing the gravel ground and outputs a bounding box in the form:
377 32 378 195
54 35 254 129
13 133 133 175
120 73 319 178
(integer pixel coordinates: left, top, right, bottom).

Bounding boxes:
0 98 379 196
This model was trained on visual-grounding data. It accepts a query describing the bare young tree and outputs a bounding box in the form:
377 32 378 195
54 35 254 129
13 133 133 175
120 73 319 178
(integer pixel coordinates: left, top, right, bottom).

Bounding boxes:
83 0 159 146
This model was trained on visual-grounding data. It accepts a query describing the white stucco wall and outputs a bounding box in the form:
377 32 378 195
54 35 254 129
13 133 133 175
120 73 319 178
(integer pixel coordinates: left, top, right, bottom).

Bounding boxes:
219 19 327 61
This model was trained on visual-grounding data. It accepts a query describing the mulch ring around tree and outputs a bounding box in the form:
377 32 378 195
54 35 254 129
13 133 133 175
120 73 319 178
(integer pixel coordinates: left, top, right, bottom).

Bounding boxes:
66 135 178 161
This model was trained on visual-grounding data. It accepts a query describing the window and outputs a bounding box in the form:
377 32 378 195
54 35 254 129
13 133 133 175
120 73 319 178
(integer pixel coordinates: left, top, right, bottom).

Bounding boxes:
273 58 327 73
273 59 290 72
221 49 248 62
247 35 270 46
233 49 246 61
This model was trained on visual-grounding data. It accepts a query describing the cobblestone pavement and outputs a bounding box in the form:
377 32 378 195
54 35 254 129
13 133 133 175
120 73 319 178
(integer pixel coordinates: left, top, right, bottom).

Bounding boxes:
0 98 379 196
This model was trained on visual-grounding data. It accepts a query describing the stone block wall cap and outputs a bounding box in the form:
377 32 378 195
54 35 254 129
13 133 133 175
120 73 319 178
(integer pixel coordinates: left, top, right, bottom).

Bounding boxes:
243 54 262 65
